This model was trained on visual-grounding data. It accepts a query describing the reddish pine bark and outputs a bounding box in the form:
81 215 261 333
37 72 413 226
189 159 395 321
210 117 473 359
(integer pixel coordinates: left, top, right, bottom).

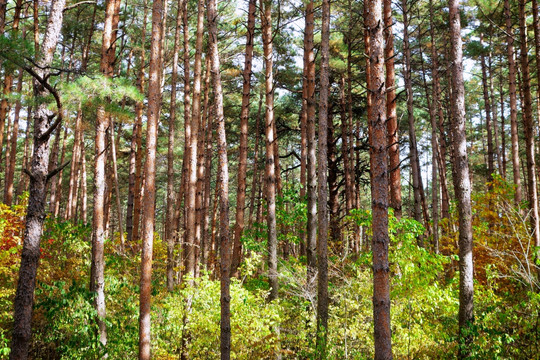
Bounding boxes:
366 0 392 358
207 0 232 356
384 0 401 219
231 0 257 277
138 0 163 357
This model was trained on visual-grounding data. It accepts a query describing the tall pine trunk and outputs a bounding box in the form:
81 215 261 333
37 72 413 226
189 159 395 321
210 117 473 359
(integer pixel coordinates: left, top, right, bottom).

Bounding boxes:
518 0 540 272
207 0 232 356
231 0 257 276
138 0 163 357
384 0 401 219
504 0 522 204
449 0 474 356
261 0 278 302
10 1 66 358
366 0 392 358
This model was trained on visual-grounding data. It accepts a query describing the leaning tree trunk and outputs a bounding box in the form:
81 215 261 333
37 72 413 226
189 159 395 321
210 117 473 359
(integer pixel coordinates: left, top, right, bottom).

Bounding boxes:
138 0 163 358
10 1 66 358
449 1 474 357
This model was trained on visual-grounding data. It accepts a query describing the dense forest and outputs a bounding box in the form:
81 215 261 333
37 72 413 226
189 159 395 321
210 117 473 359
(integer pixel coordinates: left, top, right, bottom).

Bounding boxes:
0 0 539 358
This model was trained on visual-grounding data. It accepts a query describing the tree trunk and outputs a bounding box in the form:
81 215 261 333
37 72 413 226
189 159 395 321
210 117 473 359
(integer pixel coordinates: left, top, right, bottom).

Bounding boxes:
366 0 392 358
4 69 23 206
138 0 163 358
261 0 278 302
166 0 184 292
110 121 124 251
207 1 232 356
316 0 330 355
65 110 83 219
518 0 540 272
248 91 263 226
304 0 317 294
195 59 210 277
15 107 32 200
90 0 121 349
231 0 257 277
480 33 495 185
504 0 522 204
129 0 148 243
402 0 427 236
384 0 401 219
449 1 474 357
185 0 205 280
10 1 66 358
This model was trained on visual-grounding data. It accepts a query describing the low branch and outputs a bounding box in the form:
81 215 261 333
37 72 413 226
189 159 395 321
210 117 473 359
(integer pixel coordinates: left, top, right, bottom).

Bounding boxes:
46 161 70 182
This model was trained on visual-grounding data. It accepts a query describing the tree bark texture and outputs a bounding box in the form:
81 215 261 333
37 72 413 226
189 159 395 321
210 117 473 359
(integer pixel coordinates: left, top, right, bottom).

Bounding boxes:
449 1 474 357
366 0 392 358
10 1 66 358
231 0 257 277
138 0 163 358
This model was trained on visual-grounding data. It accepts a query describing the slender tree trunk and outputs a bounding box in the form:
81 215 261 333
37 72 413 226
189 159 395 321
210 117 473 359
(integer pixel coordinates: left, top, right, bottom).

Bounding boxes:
166 0 184 291
518 0 540 271
80 136 88 223
316 0 330 356
384 0 401 219
340 76 353 215
504 0 522 204
201 102 214 269
53 125 68 218
4 69 23 206
499 79 508 180
418 25 440 253
15 107 32 200
428 2 450 223
231 0 257 276
195 59 210 277
126 0 146 243
402 0 426 235
248 91 263 226
185 0 205 279
304 0 317 293
449 1 474 356
207 1 232 357
261 0 278 302
480 33 495 184
110 121 124 251
131 0 148 244
91 0 121 349
366 0 392 358
138 0 163 358
10 1 66 358
66 110 83 219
